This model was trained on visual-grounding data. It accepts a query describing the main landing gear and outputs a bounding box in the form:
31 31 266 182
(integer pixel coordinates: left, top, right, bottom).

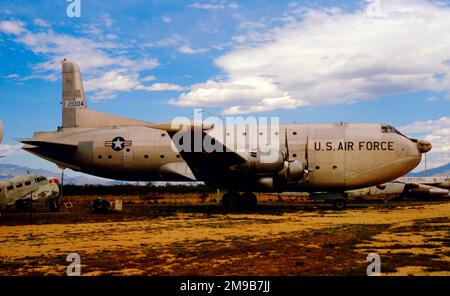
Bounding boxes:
221 191 257 210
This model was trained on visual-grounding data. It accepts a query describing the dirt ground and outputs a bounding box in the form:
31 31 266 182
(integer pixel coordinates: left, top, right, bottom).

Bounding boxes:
0 198 449 276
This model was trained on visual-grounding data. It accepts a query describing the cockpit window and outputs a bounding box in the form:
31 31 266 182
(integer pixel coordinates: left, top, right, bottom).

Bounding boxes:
381 125 410 139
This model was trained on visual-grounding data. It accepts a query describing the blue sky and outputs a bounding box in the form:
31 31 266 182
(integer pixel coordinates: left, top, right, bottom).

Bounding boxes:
0 0 449 176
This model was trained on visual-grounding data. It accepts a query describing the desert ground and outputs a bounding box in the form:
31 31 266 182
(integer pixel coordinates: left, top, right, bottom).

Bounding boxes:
0 196 449 276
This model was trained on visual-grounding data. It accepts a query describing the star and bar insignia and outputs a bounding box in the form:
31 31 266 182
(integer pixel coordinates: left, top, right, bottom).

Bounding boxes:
105 136 132 151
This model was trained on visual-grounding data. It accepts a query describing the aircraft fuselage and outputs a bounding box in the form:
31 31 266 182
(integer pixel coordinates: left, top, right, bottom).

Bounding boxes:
23 122 424 192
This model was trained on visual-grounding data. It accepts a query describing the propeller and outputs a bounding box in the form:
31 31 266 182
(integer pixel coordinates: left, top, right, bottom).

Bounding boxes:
284 128 290 162
283 128 292 180
304 136 310 184
282 129 309 184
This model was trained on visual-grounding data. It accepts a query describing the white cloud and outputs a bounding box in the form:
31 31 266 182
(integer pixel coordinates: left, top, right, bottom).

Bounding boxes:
0 19 183 100
90 90 117 102
141 83 185 91
172 76 305 114
178 45 209 54
84 70 184 99
101 14 113 27
189 2 239 10
3 73 20 79
0 144 23 157
0 20 26 35
33 18 50 27
142 75 156 82
161 16 172 24
84 70 141 92
400 117 450 169
173 0 450 114
143 34 184 48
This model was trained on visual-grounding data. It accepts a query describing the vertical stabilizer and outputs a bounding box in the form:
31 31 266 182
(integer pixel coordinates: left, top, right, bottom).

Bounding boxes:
61 59 86 128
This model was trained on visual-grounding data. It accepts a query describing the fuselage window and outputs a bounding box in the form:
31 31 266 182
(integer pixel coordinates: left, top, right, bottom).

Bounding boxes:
25 181 31 186
16 183 23 189
7 186 14 191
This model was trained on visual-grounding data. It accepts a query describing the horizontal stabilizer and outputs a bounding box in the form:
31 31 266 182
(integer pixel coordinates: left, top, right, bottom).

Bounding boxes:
18 139 78 150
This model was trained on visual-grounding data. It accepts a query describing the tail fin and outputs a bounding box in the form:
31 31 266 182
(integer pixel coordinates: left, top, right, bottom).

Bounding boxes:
59 59 152 129
61 59 87 128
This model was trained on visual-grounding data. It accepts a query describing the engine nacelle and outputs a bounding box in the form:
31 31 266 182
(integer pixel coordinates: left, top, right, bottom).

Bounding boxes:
235 151 284 175
278 160 304 182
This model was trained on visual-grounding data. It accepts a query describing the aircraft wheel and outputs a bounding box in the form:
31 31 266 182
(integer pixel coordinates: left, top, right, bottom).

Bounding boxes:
239 192 257 209
221 192 239 209
333 199 346 210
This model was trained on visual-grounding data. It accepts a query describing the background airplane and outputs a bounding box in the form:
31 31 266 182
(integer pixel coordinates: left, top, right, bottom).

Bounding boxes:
19 60 432 209
0 175 60 211
347 178 449 200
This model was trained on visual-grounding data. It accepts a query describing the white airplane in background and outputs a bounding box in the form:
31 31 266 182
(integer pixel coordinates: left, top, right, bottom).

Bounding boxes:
348 176 449 200
0 175 60 212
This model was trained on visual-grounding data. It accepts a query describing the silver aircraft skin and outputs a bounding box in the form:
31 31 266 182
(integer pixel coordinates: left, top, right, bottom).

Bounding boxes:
20 60 432 208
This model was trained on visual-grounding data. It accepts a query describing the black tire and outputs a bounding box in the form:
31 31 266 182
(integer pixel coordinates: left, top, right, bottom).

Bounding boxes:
239 192 257 209
221 192 239 209
333 199 346 210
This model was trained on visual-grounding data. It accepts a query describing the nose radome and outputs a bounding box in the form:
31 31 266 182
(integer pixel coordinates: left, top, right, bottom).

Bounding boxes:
417 139 432 153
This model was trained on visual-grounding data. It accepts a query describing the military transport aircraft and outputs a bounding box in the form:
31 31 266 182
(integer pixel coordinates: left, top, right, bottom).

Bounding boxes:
0 175 60 211
19 60 432 209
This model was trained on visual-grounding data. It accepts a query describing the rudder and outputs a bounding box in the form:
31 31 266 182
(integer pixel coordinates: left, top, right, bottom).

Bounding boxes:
61 59 86 128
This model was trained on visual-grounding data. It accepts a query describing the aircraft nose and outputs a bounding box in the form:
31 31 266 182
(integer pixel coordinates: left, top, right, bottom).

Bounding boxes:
417 139 432 153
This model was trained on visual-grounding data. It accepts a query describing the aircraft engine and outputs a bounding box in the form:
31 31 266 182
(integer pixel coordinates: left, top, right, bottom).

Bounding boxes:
278 160 304 182
236 151 285 175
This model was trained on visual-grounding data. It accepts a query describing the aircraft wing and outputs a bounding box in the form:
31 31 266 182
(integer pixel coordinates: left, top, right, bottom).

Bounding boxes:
404 183 449 196
151 125 246 184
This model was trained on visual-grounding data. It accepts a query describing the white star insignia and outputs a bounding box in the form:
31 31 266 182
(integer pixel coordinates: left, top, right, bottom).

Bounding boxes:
112 138 124 149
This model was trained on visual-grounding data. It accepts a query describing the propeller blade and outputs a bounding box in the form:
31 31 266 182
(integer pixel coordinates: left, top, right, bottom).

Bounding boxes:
284 128 290 161
304 136 309 184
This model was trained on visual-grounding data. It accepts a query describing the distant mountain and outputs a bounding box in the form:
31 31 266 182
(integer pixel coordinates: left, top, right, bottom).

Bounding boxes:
0 163 116 185
407 162 450 177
